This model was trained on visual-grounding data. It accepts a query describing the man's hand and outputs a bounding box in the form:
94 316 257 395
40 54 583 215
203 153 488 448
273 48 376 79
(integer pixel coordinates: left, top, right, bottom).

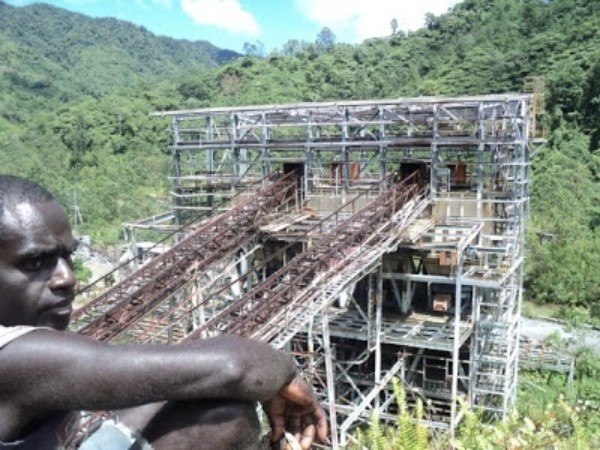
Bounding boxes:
262 374 328 450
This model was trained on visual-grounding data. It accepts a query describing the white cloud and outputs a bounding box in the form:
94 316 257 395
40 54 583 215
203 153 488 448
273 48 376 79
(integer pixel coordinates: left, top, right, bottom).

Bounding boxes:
295 0 460 43
180 0 260 35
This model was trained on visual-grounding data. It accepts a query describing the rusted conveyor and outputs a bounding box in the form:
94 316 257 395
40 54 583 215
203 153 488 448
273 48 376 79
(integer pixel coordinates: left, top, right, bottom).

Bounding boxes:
71 174 297 341
183 175 429 347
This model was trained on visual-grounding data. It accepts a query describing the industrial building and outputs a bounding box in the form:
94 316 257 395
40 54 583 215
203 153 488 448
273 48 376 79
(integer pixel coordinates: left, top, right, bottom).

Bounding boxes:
72 94 537 446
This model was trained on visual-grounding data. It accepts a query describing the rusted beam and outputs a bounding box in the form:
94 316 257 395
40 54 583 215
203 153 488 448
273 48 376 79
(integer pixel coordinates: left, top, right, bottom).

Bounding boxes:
183 174 423 342
72 174 297 341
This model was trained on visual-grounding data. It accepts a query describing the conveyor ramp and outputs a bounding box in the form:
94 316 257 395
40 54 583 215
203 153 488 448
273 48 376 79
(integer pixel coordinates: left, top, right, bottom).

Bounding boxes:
71 174 297 341
184 175 429 347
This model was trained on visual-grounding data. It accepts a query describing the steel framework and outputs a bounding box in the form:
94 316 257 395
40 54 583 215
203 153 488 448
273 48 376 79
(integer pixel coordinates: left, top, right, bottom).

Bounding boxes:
76 94 536 446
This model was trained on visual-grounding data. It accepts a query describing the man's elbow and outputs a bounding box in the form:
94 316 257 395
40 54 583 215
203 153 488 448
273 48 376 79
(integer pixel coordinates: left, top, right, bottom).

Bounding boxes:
208 336 296 401
219 356 281 402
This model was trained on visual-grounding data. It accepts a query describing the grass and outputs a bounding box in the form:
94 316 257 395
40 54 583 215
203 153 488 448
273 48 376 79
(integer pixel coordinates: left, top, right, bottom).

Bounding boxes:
522 299 562 319
518 369 600 448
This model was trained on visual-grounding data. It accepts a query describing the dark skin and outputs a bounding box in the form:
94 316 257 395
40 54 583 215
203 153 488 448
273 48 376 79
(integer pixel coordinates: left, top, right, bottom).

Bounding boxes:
0 200 328 449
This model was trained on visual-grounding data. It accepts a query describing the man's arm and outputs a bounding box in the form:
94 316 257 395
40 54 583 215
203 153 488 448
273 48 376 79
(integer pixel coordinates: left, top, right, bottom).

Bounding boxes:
0 330 297 414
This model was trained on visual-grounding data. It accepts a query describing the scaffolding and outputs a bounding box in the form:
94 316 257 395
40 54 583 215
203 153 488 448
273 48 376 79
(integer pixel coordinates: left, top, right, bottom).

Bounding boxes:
75 94 536 444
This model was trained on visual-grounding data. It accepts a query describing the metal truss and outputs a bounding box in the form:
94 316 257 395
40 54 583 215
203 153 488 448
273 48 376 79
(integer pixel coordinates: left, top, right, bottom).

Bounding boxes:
73 94 539 445
181 174 428 344
71 173 297 341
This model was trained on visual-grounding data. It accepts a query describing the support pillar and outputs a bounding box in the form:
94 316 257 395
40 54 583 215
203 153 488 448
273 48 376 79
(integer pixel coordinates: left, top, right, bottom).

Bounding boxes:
322 311 338 448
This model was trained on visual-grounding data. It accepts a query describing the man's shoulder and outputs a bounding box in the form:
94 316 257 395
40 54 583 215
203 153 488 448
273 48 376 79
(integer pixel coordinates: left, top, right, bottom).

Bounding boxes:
0 325 39 349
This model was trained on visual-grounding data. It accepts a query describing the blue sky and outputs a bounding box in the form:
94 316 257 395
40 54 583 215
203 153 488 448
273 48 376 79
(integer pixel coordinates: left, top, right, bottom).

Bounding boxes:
5 0 461 53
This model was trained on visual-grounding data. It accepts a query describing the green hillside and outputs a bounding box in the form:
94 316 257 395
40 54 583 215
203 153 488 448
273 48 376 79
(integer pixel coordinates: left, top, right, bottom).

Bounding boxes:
0 1 237 124
1 0 599 309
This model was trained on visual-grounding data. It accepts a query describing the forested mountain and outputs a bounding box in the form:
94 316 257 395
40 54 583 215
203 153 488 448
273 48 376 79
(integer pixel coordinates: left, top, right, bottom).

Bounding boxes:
1 0 599 308
175 0 600 142
0 1 238 120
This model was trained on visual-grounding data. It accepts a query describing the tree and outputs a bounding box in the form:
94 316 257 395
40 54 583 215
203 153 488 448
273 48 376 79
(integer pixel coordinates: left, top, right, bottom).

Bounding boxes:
525 126 600 306
581 60 600 151
242 40 265 57
72 258 93 285
391 18 399 35
316 27 336 50
281 39 305 57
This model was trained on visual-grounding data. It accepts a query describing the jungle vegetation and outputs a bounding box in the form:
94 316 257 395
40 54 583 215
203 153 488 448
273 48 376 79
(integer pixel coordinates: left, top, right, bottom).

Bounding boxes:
2 0 599 318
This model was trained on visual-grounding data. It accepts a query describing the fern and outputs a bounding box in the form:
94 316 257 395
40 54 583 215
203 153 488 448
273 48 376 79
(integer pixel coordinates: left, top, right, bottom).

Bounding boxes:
392 377 406 416
351 377 592 449
392 377 429 450
557 395 588 450
414 399 429 450
367 411 386 450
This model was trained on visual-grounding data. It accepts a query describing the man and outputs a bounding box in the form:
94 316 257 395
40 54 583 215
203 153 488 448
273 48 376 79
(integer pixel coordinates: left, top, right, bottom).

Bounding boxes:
0 174 328 449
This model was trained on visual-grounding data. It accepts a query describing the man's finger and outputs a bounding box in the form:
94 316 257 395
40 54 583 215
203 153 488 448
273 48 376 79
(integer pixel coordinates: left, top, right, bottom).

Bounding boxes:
283 431 302 450
288 415 302 436
299 424 316 450
264 396 288 443
314 408 329 442
269 417 286 443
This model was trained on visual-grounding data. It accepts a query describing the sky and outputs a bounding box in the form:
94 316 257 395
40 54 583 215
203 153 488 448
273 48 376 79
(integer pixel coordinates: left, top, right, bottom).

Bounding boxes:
5 0 461 53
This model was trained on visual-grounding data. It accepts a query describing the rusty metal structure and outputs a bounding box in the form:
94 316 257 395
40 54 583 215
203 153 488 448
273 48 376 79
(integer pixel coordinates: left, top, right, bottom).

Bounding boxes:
72 174 298 340
74 94 536 445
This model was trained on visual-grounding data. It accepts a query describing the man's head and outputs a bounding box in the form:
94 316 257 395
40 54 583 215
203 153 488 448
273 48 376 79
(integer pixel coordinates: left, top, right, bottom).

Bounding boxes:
0 175 77 330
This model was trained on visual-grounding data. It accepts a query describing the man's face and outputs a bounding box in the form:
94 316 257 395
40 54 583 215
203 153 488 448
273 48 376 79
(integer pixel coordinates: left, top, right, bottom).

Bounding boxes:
0 200 77 330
